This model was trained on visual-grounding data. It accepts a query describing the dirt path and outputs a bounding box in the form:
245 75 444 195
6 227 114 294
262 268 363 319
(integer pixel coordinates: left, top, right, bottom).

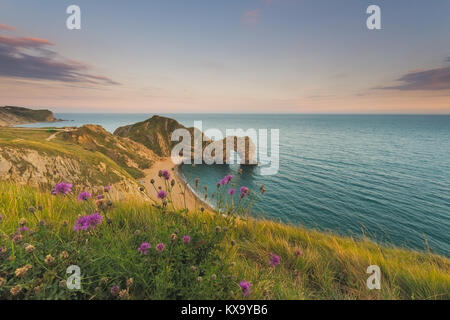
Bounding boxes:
45 128 76 141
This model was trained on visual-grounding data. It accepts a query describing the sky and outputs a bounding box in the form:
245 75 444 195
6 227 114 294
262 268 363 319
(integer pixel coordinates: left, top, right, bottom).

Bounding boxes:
0 0 449 114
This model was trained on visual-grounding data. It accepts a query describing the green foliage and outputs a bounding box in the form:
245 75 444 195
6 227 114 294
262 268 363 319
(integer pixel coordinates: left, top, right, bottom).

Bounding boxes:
0 182 449 300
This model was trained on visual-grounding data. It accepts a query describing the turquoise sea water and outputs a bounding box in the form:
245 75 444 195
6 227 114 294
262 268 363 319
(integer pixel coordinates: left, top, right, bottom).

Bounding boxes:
21 114 450 256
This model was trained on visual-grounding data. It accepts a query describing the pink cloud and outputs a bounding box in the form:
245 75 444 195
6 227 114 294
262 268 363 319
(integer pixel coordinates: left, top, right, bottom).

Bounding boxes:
0 23 15 31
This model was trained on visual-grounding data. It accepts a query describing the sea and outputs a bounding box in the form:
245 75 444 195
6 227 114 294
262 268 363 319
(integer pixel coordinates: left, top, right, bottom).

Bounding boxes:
20 113 450 256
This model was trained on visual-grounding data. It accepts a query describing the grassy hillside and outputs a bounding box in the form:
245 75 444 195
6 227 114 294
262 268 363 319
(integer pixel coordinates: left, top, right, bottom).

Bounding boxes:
0 182 448 300
0 127 152 192
0 106 58 126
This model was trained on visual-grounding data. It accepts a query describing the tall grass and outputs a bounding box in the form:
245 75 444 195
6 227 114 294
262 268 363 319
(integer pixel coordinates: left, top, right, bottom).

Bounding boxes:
0 182 448 300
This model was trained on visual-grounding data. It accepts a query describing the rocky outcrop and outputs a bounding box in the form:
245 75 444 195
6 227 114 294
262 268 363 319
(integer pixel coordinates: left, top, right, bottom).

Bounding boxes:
0 106 60 126
60 125 158 178
114 115 257 165
0 146 140 198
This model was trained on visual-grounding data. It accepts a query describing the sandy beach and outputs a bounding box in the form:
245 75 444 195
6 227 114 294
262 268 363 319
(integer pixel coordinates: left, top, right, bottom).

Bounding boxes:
140 157 213 212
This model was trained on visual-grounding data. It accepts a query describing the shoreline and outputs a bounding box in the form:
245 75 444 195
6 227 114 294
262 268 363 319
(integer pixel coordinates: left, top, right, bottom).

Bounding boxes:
141 157 214 212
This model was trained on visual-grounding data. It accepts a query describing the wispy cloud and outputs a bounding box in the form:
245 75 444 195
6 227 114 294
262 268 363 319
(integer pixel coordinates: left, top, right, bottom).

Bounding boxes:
379 67 450 91
0 23 15 31
242 9 261 25
378 58 450 91
0 25 119 85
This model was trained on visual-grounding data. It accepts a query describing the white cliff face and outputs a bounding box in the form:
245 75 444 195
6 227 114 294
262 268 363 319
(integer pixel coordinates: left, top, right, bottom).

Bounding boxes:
0 146 142 200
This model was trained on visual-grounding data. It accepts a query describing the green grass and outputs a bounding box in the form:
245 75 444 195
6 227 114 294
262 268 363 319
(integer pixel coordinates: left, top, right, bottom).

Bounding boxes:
0 127 138 187
0 182 448 300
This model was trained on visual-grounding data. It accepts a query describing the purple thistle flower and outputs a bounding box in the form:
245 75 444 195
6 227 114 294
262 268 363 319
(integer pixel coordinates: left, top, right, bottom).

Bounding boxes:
18 226 29 233
156 243 165 252
138 242 151 255
228 188 236 195
161 169 171 180
240 186 249 198
225 174 233 183
111 285 119 296
182 235 191 244
239 280 252 297
52 182 73 195
157 190 168 199
295 248 303 257
104 185 111 192
77 191 92 201
269 253 281 267
73 212 103 232
218 174 233 186
96 194 104 200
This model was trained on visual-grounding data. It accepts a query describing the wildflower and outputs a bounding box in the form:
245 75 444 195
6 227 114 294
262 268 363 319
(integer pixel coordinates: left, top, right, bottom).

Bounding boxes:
73 212 103 231
62 220 68 227
25 244 35 253
197 276 203 283
183 235 191 244
126 278 134 288
134 230 141 236
18 226 29 233
96 194 105 200
111 285 120 296
44 254 55 265
161 169 171 180
150 178 155 184
157 190 168 200
19 218 27 225
77 191 92 201
269 253 281 267
171 233 177 241
156 243 165 252
12 234 23 243
10 285 22 296
295 248 303 257
240 186 249 198
138 242 150 255
211 274 217 281
260 184 266 195
239 280 252 297
139 186 145 192
28 207 36 213
0 277 5 286
228 188 235 196
119 289 129 299
15 264 32 277
52 182 73 195
200 207 205 212
158 170 163 177
215 226 221 233
60 251 69 259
